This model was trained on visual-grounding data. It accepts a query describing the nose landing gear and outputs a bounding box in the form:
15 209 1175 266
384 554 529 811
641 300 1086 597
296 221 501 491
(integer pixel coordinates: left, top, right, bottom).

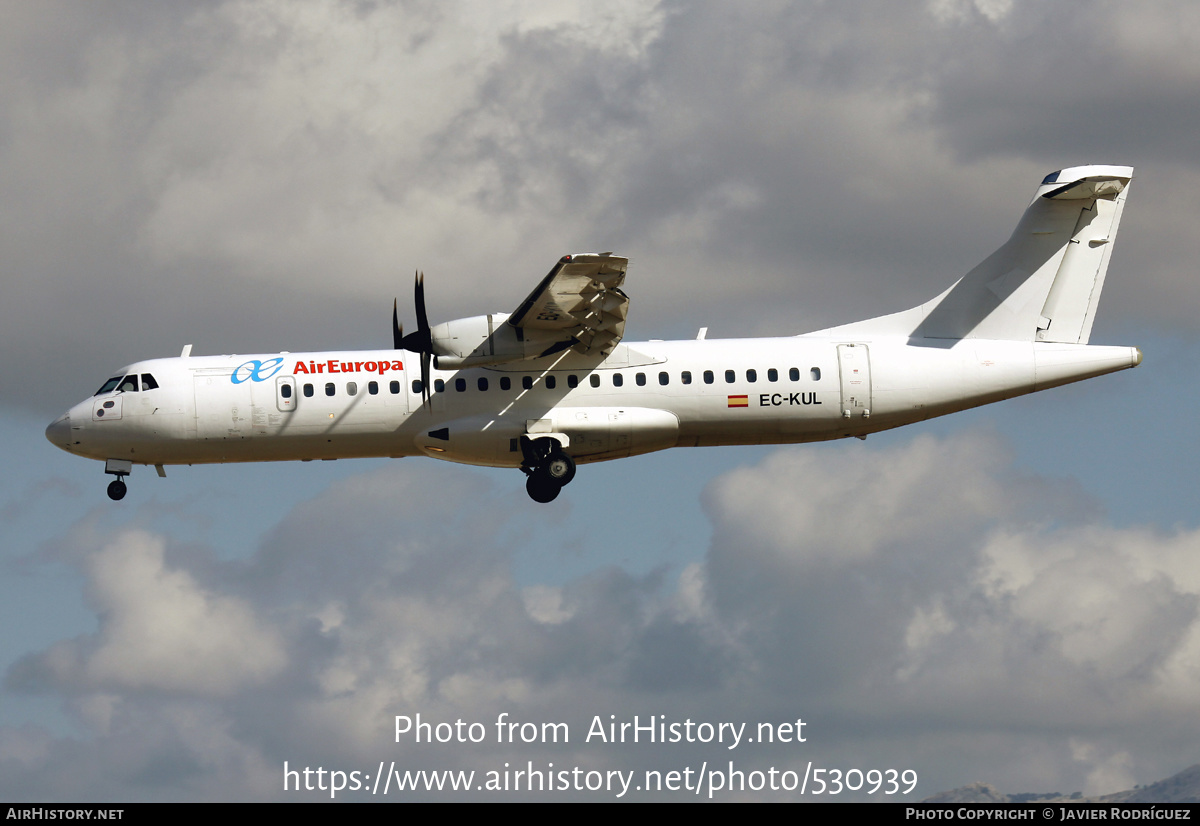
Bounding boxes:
103 459 132 502
520 436 576 503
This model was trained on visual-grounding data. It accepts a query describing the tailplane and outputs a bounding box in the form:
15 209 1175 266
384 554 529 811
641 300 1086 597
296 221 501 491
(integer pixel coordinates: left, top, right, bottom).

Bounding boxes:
814 165 1133 343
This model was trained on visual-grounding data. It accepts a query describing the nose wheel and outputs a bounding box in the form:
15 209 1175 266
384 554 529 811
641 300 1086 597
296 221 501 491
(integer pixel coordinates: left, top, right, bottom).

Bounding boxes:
107 479 127 501
520 436 576 503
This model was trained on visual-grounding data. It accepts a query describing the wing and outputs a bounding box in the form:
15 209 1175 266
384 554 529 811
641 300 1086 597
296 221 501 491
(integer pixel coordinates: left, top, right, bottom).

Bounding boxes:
508 253 629 356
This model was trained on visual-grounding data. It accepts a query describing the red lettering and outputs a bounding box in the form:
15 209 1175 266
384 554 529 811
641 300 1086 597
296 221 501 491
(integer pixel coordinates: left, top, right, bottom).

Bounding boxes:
328 360 339 373
316 363 324 373
354 362 364 372
365 361 377 373
341 362 353 373
294 361 309 374
392 360 403 370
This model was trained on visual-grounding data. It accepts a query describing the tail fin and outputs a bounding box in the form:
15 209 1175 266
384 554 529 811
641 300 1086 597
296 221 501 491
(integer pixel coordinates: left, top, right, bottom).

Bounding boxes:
816 165 1132 343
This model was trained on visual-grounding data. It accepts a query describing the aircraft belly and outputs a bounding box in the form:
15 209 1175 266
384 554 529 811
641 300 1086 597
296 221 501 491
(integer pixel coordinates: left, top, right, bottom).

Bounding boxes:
412 406 682 467
556 407 679 461
672 388 843 445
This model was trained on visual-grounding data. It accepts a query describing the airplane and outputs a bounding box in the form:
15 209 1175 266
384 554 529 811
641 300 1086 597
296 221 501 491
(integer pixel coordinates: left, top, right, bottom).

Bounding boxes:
46 164 1141 504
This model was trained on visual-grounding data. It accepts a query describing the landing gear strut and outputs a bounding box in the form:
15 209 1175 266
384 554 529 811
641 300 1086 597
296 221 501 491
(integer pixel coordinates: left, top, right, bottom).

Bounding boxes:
520 436 576 503
104 459 132 502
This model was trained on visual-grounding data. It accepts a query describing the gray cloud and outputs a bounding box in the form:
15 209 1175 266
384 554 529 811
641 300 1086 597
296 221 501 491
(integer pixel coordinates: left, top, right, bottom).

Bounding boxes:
11 0 1197 416
6 0 1199 802
5 433 1199 800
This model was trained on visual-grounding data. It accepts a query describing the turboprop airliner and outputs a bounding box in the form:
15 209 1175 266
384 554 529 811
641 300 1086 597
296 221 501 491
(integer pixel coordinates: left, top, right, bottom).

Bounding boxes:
46 165 1141 503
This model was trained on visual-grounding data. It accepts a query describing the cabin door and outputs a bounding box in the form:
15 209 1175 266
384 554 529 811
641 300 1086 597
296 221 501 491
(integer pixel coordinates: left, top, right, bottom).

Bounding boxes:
837 343 872 419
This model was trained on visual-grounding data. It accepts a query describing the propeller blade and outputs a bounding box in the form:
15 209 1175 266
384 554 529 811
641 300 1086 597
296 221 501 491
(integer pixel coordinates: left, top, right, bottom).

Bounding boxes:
414 271 429 339
396 271 432 353
421 351 431 408
392 299 404 349
395 270 434 407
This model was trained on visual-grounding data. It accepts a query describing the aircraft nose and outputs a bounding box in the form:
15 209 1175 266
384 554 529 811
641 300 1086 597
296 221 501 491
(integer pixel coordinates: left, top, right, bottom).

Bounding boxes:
45 412 71 450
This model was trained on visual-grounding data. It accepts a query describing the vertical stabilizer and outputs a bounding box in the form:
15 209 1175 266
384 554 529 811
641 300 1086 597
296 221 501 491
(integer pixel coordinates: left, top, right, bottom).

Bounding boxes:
811 165 1132 343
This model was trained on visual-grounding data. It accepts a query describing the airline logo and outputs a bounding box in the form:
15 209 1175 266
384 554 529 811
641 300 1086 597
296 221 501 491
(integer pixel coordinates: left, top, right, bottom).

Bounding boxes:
232 358 286 384
293 359 404 376
232 357 405 384
727 395 748 408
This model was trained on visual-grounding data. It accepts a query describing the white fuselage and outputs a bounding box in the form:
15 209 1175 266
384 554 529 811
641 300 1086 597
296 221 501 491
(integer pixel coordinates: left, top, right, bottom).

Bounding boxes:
44 166 1144 501
46 335 1141 471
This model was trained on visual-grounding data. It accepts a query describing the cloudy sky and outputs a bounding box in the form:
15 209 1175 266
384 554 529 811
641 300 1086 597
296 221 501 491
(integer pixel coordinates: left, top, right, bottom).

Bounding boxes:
3 0 1200 801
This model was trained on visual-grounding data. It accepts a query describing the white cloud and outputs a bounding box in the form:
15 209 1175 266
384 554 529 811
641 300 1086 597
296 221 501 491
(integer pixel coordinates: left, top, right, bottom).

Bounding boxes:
131 0 668 299
6 0 1200 413
28 530 285 696
5 434 1200 799
5 0 1200 802
928 0 1015 25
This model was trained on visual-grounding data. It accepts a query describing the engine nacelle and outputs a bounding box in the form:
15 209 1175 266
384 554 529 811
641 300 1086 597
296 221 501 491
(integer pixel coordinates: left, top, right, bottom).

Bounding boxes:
430 313 570 369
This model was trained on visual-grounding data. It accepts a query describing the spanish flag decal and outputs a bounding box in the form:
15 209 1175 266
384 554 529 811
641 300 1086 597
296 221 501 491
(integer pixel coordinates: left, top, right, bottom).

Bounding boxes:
727 395 749 408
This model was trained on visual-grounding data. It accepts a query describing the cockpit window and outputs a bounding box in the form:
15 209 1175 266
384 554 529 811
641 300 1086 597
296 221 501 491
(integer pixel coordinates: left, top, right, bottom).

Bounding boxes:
117 375 139 393
95 377 122 395
141 374 159 390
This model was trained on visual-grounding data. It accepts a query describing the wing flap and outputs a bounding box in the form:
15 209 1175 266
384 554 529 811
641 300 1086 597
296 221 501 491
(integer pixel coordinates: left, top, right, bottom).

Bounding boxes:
510 253 629 355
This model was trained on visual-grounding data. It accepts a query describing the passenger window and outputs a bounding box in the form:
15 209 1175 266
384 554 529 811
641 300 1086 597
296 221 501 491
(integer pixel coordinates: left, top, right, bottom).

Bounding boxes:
789 367 800 381
590 374 600 388
703 370 714 385
412 380 423 394
659 372 669 386
455 378 466 392
478 377 488 391
281 384 293 399
304 384 314 397
141 374 159 390
725 370 735 383
325 383 335 397
613 373 624 387
347 382 357 396
435 379 445 393
390 380 401 394
767 368 778 382
368 381 379 395
567 375 578 389
811 367 821 381
747 369 757 383
545 375 556 389
636 373 646 386
522 376 533 390
681 371 692 385
95 377 122 395
118 375 138 393
500 376 511 391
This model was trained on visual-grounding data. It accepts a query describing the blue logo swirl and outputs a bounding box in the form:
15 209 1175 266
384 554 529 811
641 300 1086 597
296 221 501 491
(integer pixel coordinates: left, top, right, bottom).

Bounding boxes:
231 358 285 384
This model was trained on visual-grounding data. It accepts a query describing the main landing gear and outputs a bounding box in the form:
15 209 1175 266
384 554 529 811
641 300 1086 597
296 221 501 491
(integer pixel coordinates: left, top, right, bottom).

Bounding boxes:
520 436 576 504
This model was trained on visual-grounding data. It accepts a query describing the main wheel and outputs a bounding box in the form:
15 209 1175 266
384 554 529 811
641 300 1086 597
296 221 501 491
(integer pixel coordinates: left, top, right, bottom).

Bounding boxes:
526 475 561 503
543 452 576 485
107 479 127 501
